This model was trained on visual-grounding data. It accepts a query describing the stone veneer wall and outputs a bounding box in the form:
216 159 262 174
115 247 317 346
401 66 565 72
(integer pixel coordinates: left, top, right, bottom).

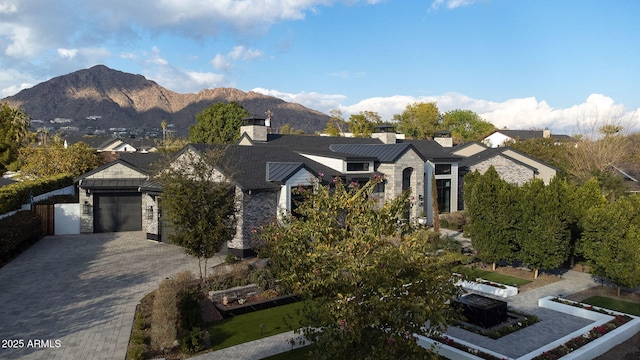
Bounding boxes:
376 149 425 220
142 193 159 240
471 155 534 185
228 188 278 257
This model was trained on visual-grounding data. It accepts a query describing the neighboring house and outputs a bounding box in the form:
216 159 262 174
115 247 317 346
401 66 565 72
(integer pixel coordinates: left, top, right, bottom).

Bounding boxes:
76 152 162 233
482 129 575 148
612 163 640 193
447 142 557 210
66 136 158 153
0 177 17 189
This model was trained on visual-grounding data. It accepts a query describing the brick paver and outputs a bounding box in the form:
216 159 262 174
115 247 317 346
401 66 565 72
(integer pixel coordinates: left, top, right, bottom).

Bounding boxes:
0 232 211 360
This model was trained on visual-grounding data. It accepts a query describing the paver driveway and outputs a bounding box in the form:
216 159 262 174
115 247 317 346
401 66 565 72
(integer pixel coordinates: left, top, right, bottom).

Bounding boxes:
0 232 209 360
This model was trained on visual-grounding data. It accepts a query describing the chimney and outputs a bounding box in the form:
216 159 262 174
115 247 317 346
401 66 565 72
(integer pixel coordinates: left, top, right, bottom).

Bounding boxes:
371 124 397 144
543 128 551 138
240 116 268 142
433 130 453 147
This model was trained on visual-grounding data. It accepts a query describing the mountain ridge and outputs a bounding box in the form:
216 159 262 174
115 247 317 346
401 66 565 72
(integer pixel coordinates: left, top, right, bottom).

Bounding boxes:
2 65 329 135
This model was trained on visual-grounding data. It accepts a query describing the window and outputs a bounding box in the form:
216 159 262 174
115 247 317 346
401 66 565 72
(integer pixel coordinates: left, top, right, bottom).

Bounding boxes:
347 162 369 172
435 164 451 175
436 179 451 213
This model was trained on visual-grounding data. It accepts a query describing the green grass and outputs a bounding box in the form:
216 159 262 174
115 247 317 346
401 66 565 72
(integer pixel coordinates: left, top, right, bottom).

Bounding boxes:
582 296 640 316
208 301 306 350
453 266 532 287
261 345 315 360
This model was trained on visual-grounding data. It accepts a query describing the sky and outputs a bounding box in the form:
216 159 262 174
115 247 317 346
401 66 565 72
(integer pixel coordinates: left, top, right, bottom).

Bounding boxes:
1 0 639 135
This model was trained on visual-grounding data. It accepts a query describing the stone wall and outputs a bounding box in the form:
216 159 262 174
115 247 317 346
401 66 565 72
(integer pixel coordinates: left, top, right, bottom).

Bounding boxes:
377 149 425 220
228 189 278 257
471 155 534 185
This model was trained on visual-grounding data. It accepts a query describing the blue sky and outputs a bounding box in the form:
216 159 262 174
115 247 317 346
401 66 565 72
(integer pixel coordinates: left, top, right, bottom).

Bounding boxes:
1 0 639 134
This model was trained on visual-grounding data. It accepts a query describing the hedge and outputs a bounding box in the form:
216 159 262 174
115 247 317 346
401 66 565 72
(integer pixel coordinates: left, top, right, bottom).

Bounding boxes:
0 174 73 214
0 211 42 266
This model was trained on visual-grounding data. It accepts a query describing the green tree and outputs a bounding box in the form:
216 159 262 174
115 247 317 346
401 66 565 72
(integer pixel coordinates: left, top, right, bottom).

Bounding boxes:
189 102 251 144
465 167 519 269
347 111 381 138
394 102 440 139
0 102 30 171
258 176 459 360
323 109 347 137
159 147 237 281
516 178 571 278
278 123 304 134
567 178 608 266
580 194 640 295
18 142 103 178
441 110 495 144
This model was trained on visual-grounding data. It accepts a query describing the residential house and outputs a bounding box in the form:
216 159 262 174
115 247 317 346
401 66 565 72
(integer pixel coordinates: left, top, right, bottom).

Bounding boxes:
66 136 158 153
482 129 575 148
446 142 557 209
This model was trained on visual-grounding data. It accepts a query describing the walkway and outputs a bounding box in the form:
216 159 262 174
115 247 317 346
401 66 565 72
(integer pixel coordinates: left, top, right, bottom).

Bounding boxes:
0 232 213 360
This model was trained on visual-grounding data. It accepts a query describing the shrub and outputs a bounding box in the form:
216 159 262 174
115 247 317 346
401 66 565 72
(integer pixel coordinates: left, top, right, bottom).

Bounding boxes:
126 343 145 360
0 210 42 266
0 174 73 214
225 254 239 264
150 279 179 350
179 289 202 330
180 327 205 355
133 312 145 331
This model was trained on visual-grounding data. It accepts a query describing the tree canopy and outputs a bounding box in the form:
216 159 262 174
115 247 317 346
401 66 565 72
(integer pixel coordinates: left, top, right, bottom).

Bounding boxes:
158 148 237 281
257 176 459 359
441 109 495 143
394 102 440 139
347 111 381 138
580 194 640 295
17 142 103 178
189 102 251 144
0 103 30 172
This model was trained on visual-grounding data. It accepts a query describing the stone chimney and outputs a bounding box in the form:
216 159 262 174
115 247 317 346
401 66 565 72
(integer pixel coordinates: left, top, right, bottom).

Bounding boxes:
543 128 551 138
240 116 267 142
371 124 397 144
433 130 453 147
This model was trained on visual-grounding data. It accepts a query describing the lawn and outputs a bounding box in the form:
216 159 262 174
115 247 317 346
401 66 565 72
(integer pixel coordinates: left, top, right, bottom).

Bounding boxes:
582 296 640 316
209 301 306 350
453 266 532 287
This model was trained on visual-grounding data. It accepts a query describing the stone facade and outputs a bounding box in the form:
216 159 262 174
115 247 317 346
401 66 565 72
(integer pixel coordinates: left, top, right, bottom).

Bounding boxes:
376 149 425 220
471 155 535 185
228 189 278 257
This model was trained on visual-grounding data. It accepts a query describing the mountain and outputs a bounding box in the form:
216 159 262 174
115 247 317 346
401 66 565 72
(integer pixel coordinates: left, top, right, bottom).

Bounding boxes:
2 65 330 136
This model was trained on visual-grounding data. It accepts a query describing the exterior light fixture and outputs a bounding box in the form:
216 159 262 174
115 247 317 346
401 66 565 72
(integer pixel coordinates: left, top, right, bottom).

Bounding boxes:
83 201 92 215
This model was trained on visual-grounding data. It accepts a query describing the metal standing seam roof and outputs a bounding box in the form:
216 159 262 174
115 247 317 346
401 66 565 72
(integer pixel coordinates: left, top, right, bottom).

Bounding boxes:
329 143 414 162
266 162 308 183
79 178 146 189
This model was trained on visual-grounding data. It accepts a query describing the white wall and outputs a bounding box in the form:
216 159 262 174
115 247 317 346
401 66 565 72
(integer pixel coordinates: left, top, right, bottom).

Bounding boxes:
55 203 80 235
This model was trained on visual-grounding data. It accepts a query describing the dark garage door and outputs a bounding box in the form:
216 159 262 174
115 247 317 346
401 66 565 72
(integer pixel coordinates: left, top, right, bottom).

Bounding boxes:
94 193 142 232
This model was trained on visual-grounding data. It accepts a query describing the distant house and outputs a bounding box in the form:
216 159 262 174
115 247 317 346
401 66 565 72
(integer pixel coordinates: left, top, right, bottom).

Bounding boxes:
65 136 157 153
447 142 557 209
482 129 575 148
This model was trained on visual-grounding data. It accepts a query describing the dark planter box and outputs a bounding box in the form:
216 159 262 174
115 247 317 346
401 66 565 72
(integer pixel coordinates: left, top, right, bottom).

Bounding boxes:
454 294 508 328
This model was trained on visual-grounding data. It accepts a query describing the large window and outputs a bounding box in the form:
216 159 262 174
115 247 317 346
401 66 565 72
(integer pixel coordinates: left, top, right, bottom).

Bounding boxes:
347 162 370 172
436 179 451 213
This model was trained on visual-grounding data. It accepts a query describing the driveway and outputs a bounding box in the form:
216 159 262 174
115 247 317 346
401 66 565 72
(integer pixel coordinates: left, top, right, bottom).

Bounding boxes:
0 232 207 360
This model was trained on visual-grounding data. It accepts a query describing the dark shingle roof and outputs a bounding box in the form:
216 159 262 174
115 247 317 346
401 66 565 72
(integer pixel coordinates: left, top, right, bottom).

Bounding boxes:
0 177 17 188
401 139 463 161
458 147 537 171
118 152 163 173
189 144 336 190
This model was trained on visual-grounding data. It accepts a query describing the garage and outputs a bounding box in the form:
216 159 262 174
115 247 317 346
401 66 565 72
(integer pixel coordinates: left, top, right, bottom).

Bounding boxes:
93 193 142 232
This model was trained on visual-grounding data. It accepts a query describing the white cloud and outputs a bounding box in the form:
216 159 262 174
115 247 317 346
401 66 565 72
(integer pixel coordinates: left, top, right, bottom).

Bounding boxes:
211 46 263 72
0 2 17 14
57 48 78 59
251 89 640 135
251 87 347 112
431 0 479 10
